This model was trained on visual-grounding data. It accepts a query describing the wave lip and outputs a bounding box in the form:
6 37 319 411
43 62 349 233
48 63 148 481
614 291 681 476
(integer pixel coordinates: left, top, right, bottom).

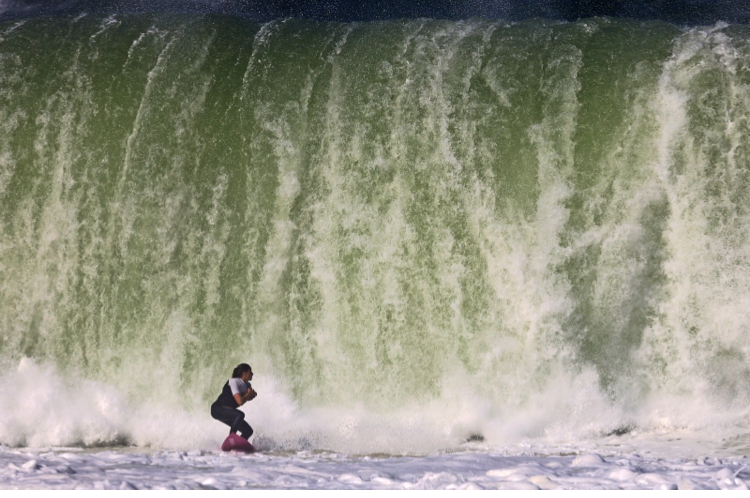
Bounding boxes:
1 0 749 24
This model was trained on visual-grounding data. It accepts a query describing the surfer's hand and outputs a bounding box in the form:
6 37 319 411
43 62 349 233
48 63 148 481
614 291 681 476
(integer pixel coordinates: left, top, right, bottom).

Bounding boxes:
241 389 256 403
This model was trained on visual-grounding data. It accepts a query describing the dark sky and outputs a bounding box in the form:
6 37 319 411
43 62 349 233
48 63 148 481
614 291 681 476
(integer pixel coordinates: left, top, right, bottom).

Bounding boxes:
1 0 750 24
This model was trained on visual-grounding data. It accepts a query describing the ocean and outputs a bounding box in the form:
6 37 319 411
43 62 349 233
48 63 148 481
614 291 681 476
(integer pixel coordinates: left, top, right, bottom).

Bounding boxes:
1 12 750 489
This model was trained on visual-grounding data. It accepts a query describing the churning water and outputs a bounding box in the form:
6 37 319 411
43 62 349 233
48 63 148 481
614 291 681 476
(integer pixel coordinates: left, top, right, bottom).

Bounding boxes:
1 14 750 457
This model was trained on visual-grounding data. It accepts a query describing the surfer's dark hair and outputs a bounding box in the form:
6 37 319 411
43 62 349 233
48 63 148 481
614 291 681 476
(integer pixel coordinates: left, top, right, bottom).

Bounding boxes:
232 363 251 378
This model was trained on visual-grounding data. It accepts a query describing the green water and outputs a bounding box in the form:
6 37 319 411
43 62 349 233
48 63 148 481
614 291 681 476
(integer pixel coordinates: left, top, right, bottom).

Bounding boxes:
1 14 750 448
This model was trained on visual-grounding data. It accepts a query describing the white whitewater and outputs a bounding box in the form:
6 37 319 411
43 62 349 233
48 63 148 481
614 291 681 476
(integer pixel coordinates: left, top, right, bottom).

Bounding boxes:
1 15 750 489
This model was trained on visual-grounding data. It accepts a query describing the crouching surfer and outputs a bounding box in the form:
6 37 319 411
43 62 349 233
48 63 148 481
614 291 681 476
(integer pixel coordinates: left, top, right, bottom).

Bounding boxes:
211 363 257 442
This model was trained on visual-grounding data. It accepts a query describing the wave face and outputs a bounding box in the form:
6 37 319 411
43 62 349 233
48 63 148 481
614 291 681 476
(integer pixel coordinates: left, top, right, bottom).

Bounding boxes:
1 14 750 452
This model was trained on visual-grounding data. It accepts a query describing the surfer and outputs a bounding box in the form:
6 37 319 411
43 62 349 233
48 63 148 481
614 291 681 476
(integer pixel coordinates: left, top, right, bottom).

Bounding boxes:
211 363 257 442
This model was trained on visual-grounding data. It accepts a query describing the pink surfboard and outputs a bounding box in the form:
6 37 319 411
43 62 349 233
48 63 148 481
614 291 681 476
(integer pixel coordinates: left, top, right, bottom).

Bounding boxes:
221 434 255 453
221 433 255 453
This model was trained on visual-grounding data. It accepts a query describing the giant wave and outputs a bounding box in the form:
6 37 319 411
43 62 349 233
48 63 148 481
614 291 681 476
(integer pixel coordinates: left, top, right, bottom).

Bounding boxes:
1 14 749 453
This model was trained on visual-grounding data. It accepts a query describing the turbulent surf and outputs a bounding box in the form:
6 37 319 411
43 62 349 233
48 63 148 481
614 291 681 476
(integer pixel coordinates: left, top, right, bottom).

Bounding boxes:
0 14 749 454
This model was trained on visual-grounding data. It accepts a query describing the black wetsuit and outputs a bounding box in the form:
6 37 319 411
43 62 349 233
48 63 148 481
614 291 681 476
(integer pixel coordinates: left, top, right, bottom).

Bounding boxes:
210 381 253 441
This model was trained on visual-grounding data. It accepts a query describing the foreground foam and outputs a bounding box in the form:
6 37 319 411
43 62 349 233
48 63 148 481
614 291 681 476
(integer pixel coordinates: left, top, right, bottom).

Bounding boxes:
0 446 748 490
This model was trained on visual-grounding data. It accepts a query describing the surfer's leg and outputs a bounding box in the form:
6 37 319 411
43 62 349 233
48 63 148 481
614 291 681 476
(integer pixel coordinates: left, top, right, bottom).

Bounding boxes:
237 420 253 441
211 404 252 439
229 409 248 436
211 403 239 432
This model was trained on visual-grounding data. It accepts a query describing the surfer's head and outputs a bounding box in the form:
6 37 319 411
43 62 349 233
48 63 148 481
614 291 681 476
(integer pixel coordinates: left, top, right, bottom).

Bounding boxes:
232 363 252 380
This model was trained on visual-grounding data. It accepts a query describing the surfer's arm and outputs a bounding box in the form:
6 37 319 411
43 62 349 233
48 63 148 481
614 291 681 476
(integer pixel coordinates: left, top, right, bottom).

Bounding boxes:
234 388 257 406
